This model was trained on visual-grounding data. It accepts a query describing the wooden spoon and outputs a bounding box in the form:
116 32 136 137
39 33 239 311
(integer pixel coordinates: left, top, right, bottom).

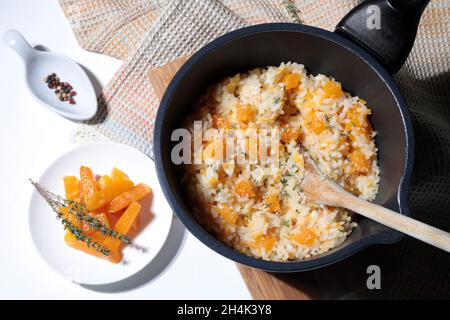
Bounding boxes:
301 153 450 252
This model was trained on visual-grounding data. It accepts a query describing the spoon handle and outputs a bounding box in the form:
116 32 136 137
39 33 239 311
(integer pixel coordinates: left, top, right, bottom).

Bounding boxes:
3 29 34 61
338 193 450 252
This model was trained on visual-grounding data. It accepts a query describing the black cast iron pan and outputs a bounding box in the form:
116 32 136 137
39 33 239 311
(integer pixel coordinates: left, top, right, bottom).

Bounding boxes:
154 0 430 271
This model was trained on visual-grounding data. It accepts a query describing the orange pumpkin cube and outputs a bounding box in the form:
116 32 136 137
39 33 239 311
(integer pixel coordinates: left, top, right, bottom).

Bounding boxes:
348 149 371 175
310 118 326 134
289 228 318 246
323 80 343 99
281 126 302 144
217 206 239 225
347 107 362 126
261 234 278 252
237 104 254 124
249 229 279 253
264 193 280 213
236 180 255 198
282 73 300 90
306 112 327 135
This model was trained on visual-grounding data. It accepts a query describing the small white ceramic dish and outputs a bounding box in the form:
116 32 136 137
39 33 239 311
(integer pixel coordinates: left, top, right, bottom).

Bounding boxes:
28 142 173 285
4 29 97 121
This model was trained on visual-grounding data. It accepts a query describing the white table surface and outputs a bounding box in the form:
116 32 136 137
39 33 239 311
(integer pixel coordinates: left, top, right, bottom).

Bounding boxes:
0 0 251 300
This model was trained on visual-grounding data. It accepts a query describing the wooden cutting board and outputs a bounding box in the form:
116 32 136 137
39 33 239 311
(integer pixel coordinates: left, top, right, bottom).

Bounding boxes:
148 57 311 300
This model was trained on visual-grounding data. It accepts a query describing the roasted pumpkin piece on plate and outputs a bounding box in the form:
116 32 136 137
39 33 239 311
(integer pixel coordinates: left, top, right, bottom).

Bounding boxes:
103 201 142 263
108 183 151 213
79 166 98 205
64 231 109 260
111 167 129 180
63 176 80 201
96 175 111 190
85 168 134 211
59 206 82 228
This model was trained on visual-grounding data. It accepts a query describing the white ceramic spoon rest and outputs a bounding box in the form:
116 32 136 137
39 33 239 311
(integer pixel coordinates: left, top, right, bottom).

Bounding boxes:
4 29 97 121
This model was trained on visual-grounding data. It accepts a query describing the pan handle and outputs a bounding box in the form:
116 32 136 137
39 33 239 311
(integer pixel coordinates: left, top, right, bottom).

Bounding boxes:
335 0 430 74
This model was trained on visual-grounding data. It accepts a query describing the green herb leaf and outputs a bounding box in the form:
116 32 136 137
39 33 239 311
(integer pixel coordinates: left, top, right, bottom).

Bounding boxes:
325 114 333 129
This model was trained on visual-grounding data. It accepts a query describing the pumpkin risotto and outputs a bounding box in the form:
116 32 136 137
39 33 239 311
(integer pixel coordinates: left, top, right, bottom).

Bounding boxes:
182 62 379 261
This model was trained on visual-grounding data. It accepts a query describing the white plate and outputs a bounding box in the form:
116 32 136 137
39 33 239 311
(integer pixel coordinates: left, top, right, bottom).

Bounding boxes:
28 142 173 285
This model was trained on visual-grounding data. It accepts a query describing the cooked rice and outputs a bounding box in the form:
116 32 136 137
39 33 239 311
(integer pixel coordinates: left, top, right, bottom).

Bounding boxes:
182 62 379 261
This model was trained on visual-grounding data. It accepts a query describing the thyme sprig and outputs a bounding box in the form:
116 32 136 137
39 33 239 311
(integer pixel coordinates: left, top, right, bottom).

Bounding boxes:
29 179 131 256
65 200 131 244
325 114 334 129
58 213 110 256
283 0 301 24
